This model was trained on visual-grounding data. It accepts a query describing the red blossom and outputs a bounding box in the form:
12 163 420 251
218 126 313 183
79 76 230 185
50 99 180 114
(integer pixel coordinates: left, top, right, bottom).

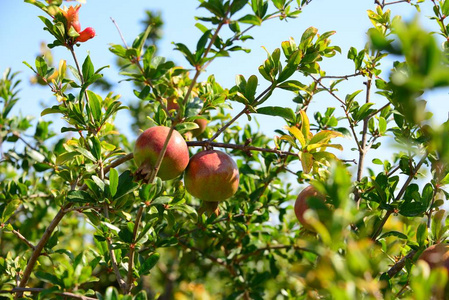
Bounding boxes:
60 5 95 43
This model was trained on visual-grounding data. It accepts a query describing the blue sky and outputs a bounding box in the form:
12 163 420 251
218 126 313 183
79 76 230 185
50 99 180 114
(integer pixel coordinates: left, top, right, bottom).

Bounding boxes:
0 0 444 166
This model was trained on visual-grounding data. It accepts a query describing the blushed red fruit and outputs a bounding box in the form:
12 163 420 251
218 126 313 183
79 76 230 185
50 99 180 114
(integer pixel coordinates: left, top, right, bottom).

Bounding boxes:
191 119 208 137
184 150 239 202
294 185 325 228
76 27 95 42
419 243 449 271
134 126 189 181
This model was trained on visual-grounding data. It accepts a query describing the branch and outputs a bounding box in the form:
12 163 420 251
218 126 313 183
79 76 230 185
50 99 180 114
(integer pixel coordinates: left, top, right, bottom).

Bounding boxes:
187 140 297 157
386 249 417 278
15 203 71 299
10 228 36 250
2 287 97 300
355 77 373 201
208 84 274 142
321 72 362 80
311 75 363 153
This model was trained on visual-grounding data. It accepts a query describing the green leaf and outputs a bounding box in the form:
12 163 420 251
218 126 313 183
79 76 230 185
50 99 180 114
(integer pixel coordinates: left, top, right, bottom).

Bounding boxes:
378 231 408 240
104 287 120 300
75 146 97 162
68 65 82 83
175 122 199 134
170 204 198 221
109 168 119 198
56 151 79 165
67 190 94 203
114 171 139 201
91 137 102 160
109 44 127 58
256 106 295 122
230 0 248 15
399 202 426 217
277 80 307 92
416 222 428 246
139 253 160 275
1 200 21 223
278 50 302 82
35 271 62 286
92 175 105 192
82 55 94 82
35 56 48 77
151 196 171 206
118 222 134 243
353 102 375 122
238 14 262 26
133 291 148 300
133 25 152 56
86 90 102 123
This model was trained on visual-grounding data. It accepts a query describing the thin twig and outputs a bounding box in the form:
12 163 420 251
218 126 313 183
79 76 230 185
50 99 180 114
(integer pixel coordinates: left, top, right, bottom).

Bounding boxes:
187 140 297 157
311 75 363 153
355 77 373 201
208 85 273 142
384 0 412 7
10 229 36 250
110 17 129 48
2 287 97 299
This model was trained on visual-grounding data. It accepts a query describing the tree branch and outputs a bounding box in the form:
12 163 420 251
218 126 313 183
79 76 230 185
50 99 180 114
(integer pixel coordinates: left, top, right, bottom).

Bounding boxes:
2 287 97 300
15 203 71 299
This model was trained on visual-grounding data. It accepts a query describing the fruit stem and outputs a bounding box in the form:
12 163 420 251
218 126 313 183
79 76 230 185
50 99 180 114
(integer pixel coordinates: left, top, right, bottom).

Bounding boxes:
198 201 220 218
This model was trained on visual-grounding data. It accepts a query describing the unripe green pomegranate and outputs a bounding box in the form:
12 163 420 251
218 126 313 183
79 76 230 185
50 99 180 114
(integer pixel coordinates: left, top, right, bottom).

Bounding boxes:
134 126 189 181
184 150 239 202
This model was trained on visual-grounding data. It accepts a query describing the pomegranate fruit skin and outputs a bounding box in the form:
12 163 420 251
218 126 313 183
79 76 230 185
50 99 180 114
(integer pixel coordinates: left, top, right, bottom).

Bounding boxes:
294 185 324 228
134 126 189 181
191 119 208 137
419 243 449 271
184 150 239 202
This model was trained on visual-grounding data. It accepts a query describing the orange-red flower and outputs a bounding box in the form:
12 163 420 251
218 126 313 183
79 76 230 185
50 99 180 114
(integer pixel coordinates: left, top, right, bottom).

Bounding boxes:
60 5 81 33
59 5 95 43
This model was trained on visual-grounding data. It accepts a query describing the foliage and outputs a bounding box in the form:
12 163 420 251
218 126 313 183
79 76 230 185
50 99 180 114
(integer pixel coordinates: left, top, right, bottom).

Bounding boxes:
2 0 449 299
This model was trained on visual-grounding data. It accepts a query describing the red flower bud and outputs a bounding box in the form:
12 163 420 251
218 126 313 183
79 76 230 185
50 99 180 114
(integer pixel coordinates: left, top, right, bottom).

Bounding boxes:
76 27 96 43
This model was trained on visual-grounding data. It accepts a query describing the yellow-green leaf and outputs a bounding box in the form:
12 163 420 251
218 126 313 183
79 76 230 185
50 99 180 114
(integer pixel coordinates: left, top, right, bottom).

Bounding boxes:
299 110 310 141
300 152 313 174
286 126 305 148
309 130 343 145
